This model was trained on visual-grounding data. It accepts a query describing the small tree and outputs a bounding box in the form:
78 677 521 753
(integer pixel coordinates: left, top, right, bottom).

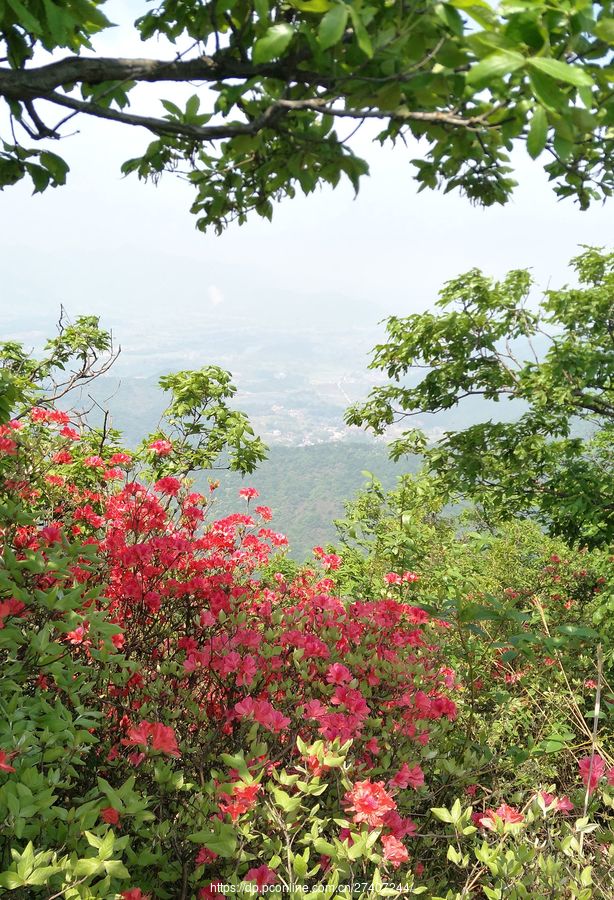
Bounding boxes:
346 247 614 546
0 1 612 230
0 314 267 474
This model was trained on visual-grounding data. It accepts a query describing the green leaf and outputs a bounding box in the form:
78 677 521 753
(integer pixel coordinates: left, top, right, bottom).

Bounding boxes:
103 860 130 878
431 806 454 823
42 0 69 44
161 99 183 118
25 867 60 886
447 844 462 864
450 798 462 824
448 0 494 28
595 18 614 43
527 107 548 159
528 58 593 88
288 0 331 11
185 94 200 119
253 23 294 64
0 872 26 888
273 787 302 814
466 50 525 86
186 825 237 858
318 3 348 50
74 858 103 877
313 838 336 856
348 6 373 58
435 3 464 37
529 70 567 110
555 624 599 639
254 0 269 20
16 842 35 879
553 133 573 158
5 0 43 34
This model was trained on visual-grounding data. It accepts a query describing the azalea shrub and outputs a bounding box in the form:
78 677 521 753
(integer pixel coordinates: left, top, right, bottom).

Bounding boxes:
0 332 613 899
0 393 460 898
333 474 614 895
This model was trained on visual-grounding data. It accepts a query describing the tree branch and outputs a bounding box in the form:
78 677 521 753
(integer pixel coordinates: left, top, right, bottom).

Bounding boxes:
0 53 321 99
1 54 493 144
40 90 490 145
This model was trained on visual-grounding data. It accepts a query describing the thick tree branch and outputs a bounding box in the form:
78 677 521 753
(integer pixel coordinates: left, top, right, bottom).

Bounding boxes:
0 53 320 99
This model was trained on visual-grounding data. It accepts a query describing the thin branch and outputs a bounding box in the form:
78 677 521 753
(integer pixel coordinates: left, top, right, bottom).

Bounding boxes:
39 91 492 144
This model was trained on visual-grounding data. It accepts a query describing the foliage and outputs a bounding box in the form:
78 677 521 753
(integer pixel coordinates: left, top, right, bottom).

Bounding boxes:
0 394 458 898
1 1 613 228
144 367 268 476
0 316 266 477
333 472 614 895
0 324 612 898
346 247 614 547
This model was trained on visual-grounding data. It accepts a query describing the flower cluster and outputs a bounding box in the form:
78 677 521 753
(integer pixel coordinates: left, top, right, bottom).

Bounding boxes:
0 407 462 897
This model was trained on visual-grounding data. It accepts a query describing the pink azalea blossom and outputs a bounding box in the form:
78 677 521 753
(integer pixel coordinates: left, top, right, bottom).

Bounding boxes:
381 834 409 868
579 755 606 794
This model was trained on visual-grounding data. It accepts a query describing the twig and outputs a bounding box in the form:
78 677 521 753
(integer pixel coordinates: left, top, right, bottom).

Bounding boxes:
579 644 603 857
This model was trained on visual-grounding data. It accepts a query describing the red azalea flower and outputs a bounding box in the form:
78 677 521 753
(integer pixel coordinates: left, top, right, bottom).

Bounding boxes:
326 663 352 685
381 834 409 868
110 452 132 465
39 523 63 544
59 425 80 440
0 750 17 773
154 476 182 496
123 721 180 757
389 763 424 791
0 437 17 455
245 865 276 891
479 804 524 830
199 884 224 900
124 721 152 748
149 439 173 456
52 449 72 464
384 573 402 585
495 803 524 825
100 806 121 825
84 455 105 468
0 598 26 629
196 848 218 866
344 779 397 828
150 722 181 757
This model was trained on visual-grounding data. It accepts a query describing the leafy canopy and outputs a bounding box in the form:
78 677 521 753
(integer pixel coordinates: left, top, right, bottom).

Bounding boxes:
346 247 614 547
0 0 613 230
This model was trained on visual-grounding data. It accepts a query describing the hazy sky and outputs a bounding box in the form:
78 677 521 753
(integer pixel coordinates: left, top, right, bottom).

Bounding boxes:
1 0 612 361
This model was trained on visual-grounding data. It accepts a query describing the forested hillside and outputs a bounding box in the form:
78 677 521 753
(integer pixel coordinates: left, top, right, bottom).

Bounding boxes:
201 444 416 558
